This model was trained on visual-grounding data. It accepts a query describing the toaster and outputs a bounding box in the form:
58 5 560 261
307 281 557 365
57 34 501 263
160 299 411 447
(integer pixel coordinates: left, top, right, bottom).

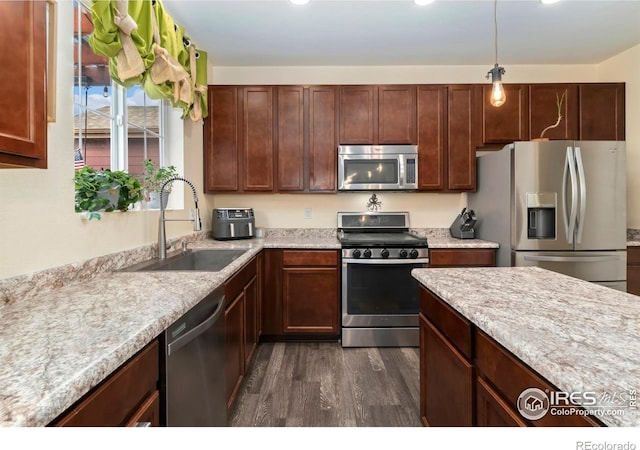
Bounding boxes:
211 208 255 240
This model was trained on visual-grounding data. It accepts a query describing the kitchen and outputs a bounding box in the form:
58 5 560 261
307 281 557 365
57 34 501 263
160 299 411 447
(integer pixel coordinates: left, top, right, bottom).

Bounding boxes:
1 0 640 447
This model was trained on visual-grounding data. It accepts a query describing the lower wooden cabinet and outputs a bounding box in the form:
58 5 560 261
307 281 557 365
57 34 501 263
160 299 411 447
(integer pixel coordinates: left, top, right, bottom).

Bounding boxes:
419 286 602 427
428 248 496 267
476 377 527 427
420 313 473 426
628 246 640 296
224 256 259 409
51 340 160 427
262 249 340 339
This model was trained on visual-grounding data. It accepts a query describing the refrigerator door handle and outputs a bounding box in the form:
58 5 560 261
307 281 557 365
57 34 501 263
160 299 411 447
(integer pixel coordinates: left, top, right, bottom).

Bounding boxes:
574 146 587 245
523 255 620 263
562 147 578 244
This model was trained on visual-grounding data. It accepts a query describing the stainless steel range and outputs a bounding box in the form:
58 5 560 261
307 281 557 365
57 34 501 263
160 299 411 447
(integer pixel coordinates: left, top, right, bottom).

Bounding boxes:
338 212 429 347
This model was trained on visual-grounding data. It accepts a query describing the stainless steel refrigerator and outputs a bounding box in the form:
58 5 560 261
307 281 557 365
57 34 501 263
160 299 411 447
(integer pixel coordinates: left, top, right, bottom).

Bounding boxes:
468 141 627 291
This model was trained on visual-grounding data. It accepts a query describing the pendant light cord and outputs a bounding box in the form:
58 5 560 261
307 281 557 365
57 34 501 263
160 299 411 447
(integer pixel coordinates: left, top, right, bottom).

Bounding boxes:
493 0 498 65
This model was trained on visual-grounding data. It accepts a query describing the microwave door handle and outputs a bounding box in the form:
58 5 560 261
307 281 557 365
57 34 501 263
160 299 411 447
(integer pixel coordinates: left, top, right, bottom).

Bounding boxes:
574 147 587 245
398 154 405 188
562 147 577 244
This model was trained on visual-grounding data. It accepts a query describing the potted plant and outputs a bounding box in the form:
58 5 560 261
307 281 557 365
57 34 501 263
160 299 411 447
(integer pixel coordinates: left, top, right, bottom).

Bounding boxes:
75 167 144 219
141 159 179 209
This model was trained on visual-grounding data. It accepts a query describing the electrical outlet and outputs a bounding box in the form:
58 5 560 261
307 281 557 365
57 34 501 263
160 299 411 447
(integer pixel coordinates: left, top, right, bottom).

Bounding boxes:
304 208 312 219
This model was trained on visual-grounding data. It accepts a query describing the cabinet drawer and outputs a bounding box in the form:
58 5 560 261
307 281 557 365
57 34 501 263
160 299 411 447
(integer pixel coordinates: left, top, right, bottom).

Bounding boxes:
428 249 496 267
476 377 527 427
53 340 159 427
282 250 338 267
226 256 257 301
475 331 601 427
628 247 640 265
419 286 472 360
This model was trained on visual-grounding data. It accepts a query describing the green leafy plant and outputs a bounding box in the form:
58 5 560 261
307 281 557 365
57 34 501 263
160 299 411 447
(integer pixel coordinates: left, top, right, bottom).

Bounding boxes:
141 159 179 195
75 167 143 216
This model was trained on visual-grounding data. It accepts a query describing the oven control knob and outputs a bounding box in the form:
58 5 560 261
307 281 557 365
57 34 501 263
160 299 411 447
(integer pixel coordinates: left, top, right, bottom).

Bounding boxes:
399 249 408 259
380 249 390 259
409 249 419 259
352 249 361 259
363 249 372 258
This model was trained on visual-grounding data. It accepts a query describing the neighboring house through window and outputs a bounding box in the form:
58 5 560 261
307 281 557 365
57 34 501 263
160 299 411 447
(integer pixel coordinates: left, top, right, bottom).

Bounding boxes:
73 0 179 190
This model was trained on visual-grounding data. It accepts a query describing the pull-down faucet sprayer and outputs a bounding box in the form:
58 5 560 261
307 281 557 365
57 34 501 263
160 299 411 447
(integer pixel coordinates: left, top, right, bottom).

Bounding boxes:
158 177 201 259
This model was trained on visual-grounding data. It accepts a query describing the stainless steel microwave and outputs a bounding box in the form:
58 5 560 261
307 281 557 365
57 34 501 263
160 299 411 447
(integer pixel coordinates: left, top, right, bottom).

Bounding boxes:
337 145 418 191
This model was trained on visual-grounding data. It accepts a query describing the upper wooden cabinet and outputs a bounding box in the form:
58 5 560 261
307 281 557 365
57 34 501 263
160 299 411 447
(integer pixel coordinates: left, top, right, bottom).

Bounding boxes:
339 85 416 144
277 85 338 192
478 84 529 146
447 85 479 191
416 85 447 190
204 86 275 192
417 84 478 192
205 86 239 191
308 86 338 191
276 86 304 191
579 83 625 140
529 84 579 140
0 0 48 168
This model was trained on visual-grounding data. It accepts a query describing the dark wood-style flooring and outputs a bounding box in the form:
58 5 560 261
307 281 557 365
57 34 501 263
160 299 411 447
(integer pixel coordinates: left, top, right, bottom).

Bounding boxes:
230 342 421 427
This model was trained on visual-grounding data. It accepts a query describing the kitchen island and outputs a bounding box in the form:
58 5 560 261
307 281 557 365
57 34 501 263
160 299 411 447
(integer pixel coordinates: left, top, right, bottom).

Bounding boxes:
412 266 640 427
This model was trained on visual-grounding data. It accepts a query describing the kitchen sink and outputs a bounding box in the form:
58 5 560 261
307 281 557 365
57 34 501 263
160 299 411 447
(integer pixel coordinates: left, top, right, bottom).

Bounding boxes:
121 248 248 272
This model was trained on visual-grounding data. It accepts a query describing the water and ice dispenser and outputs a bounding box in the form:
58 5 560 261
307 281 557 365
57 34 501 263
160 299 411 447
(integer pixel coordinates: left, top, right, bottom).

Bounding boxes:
526 193 556 240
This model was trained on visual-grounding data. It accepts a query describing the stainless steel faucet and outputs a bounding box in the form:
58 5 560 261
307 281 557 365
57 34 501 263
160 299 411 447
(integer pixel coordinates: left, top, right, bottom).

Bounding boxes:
158 177 202 259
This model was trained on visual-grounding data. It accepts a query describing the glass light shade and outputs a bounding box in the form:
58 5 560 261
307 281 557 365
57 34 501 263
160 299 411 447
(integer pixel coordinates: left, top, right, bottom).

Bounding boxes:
490 81 506 107
289 0 310 4
414 0 435 5
487 64 506 107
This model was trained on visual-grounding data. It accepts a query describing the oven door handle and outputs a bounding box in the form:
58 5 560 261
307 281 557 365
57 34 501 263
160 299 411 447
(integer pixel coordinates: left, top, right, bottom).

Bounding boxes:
343 258 430 265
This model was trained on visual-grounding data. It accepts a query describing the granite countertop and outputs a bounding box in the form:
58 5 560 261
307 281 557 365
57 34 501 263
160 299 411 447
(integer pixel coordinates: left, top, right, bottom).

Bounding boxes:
426 235 499 249
0 231 498 427
628 241 640 247
412 266 640 427
0 235 341 427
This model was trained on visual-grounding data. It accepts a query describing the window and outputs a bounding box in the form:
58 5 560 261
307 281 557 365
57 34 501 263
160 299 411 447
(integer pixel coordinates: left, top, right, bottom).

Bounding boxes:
73 0 167 181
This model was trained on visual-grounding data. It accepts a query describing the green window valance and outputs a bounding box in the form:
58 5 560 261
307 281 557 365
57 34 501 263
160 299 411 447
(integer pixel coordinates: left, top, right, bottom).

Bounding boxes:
88 0 207 122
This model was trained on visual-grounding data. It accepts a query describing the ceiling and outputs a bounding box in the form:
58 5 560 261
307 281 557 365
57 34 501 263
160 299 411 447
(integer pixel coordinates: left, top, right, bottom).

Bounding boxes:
162 0 640 67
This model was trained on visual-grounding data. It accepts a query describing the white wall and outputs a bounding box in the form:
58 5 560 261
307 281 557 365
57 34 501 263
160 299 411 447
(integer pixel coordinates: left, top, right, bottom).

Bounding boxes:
597 44 640 228
1 1 635 280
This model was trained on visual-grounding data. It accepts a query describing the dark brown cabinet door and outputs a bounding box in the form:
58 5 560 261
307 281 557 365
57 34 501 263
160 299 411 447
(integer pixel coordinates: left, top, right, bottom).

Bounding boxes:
628 247 640 296
448 85 478 191
480 84 529 145
339 85 377 144
420 314 473 426
579 83 625 140
417 85 447 190
0 0 47 168
277 86 304 191
205 86 239 192
378 85 417 144
476 377 527 427
282 267 339 334
244 275 258 367
241 86 274 191
309 86 338 191
529 84 578 140
225 292 244 408
261 249 283 337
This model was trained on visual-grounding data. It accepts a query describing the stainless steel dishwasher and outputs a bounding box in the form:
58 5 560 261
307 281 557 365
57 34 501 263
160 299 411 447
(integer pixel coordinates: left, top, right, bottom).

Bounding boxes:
161 285 226 426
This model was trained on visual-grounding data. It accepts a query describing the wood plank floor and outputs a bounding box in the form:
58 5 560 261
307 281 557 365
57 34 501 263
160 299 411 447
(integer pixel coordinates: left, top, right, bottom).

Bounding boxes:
230 342 421 427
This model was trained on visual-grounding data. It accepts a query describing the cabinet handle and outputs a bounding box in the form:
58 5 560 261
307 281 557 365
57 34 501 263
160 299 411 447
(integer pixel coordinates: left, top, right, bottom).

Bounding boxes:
134 422 152 427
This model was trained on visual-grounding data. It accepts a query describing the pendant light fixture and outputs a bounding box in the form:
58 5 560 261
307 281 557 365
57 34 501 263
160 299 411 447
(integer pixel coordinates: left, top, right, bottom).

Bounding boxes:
486 0 506 107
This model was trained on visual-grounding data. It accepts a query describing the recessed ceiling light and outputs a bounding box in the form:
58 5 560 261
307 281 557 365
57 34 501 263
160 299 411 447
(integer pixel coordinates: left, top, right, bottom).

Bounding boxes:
540 0 561 4
414 0 435 5
289 0 310 5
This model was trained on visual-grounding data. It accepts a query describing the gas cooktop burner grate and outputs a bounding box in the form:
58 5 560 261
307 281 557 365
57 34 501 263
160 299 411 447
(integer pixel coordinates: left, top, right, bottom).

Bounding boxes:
338 231 428 248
